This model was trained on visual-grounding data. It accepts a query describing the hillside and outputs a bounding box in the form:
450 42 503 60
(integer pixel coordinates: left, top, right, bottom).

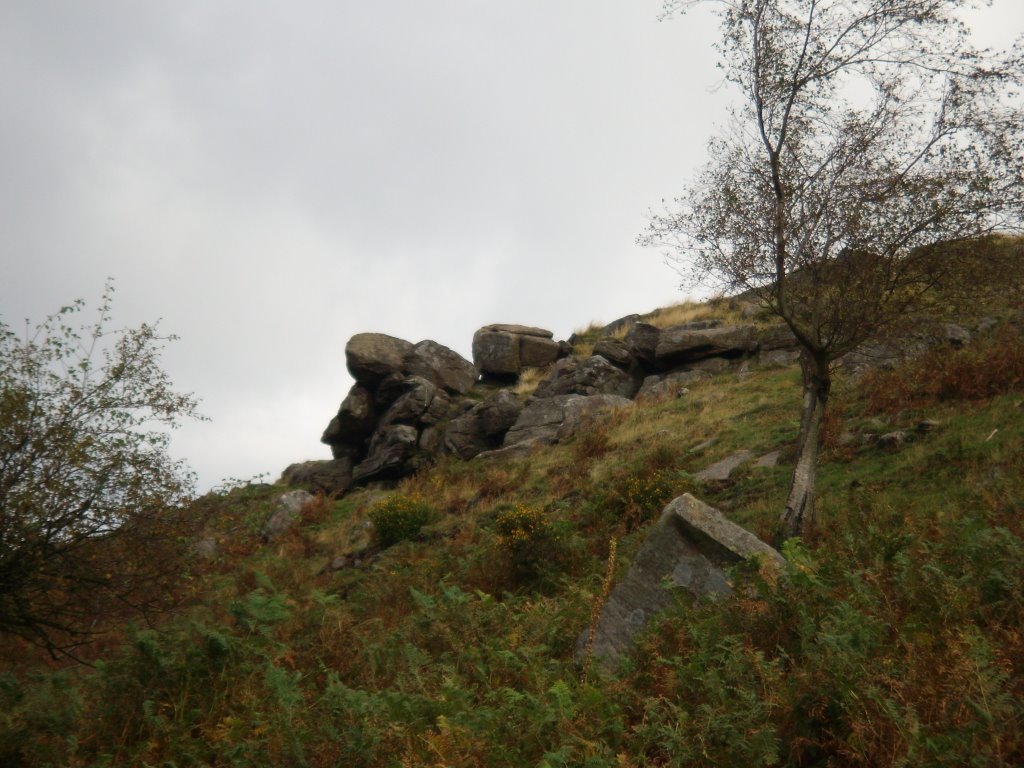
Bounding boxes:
3 289 1024 767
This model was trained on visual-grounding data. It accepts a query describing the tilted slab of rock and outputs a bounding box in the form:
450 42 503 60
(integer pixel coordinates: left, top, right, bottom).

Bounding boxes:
577 494 785 668
592 337 634 369
403 340 478 395
654 325 758 368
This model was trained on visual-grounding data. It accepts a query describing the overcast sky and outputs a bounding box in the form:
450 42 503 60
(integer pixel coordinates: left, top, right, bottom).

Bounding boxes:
1 1 1020 492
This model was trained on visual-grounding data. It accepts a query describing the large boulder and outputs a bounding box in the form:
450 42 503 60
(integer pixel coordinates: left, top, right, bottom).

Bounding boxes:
533 356 638 399
403 340 477 395
576 494 785 668
473 324 561 378
655 325 758 368
279 459 353 495
346 333 414 386
519 335 562 368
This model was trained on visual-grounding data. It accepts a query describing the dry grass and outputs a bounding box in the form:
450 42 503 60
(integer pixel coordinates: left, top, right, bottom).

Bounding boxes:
513 366 548 397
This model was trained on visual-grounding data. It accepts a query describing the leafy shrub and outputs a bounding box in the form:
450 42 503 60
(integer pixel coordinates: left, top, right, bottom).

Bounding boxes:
494 504 553 551
368 495 434 547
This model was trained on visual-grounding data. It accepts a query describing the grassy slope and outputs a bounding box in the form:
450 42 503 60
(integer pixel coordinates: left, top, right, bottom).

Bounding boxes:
3 313 1023 767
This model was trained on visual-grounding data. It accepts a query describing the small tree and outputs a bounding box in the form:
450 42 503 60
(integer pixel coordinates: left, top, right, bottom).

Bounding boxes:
644 0 1024 538
0 283 203 659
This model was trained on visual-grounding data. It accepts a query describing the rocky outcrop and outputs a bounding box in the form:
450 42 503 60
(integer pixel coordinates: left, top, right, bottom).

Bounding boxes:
577 494 785 669
324 334 477 484
472 324 565 379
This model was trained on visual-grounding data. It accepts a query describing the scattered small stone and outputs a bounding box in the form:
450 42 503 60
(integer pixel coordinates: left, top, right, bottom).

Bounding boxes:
262 490 315 542
916 419 941 434
877 431 907 450
695 450 754 481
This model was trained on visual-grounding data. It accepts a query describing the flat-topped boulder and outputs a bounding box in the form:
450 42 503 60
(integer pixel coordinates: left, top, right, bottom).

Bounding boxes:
473 324 563 378
477 324 553 338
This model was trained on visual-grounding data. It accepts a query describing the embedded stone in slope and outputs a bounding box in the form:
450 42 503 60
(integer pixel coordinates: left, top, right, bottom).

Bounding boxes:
576 494 785 669
694 450 754 482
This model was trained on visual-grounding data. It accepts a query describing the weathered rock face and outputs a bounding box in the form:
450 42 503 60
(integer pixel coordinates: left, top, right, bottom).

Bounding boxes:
533 356 639 400
279 459 353 495
503 394 586 447
442 389 524 460
502 392 633 449
346 333 414 386
472 324 563 379
321 386 377 454
655 325 759 368
403 340 478 395
576 494 785 669
322 333 479 484
352 424 420 483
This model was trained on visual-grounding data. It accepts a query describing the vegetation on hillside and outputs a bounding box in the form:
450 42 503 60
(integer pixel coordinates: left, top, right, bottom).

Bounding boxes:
2 289 1022 765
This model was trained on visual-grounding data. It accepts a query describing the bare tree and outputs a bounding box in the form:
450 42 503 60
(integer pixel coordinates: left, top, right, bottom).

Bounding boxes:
643 0 1023 539
0 283 203 659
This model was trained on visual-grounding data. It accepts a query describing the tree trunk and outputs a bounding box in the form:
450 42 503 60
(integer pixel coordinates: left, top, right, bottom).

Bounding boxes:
780 356 830 540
